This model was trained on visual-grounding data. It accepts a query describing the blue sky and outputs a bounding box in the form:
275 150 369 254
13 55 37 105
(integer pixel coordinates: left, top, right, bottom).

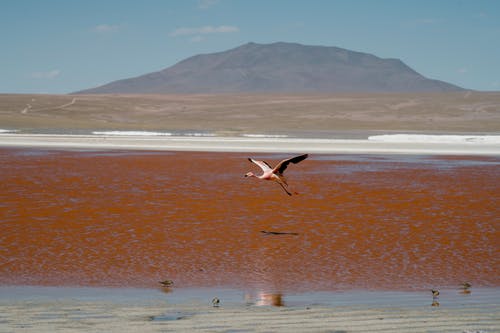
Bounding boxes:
1 0 499 93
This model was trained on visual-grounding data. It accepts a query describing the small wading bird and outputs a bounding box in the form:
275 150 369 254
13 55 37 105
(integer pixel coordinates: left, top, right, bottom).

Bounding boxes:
244 154 308 196
159 279 174 287
431 289 440 298
461 282 472 294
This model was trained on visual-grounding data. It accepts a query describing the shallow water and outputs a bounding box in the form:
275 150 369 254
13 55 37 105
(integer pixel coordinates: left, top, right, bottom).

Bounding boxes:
0 148 498 292
1 285 499 309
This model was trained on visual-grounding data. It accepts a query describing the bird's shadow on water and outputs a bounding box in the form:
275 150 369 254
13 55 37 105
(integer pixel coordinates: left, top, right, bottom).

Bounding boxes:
260 230 299 236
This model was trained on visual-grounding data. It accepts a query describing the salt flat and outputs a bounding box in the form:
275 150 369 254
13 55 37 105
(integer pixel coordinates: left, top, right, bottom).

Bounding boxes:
1 133 499 155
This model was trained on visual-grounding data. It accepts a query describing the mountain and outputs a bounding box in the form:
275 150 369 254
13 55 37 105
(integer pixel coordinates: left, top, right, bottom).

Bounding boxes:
74 42 464 94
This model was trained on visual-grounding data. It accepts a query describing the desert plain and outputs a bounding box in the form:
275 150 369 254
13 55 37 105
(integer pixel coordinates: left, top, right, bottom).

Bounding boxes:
0 91 499 134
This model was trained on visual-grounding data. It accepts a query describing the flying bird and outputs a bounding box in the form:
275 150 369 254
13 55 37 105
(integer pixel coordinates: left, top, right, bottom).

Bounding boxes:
244 154 308 196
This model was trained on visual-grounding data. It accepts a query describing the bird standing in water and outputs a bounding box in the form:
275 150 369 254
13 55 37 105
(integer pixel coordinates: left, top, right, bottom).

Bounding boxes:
461 282 472 294
244 154 308 196
431 289 440 306
159 280 174 288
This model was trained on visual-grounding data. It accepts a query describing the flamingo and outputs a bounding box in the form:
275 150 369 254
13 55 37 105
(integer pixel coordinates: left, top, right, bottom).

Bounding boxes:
244 154 308 196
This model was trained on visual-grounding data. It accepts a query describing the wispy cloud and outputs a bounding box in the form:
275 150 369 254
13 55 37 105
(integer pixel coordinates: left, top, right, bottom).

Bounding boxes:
198 0 220 10
31 69 61 79
92 24 120 34
169 25 239 37
457 68 468 74
189 36 204 43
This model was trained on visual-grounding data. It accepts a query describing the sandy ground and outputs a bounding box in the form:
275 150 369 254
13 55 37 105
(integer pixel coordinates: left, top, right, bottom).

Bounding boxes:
1 287 498 333
1 92 500 134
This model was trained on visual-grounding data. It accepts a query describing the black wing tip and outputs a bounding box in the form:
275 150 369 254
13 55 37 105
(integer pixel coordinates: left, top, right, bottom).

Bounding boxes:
291 153 308 163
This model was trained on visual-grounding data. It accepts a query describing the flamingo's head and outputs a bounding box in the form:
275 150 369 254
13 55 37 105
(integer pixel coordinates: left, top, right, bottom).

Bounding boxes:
244 172 255 178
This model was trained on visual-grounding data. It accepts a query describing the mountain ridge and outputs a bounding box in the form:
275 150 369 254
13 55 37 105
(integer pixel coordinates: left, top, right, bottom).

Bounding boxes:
75 42 464 94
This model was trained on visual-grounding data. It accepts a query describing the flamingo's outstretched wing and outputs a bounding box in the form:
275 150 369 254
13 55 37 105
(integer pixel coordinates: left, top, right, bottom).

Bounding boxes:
274 154 308 174
248 158 273 172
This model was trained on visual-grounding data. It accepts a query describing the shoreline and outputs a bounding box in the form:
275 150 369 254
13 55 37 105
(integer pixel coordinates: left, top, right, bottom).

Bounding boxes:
1 133 500 155
2 285 499 307
1 285 498 332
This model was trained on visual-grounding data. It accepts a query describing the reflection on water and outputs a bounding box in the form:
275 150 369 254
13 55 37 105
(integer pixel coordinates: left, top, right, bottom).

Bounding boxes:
246 291 284 307
0 149 499 293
